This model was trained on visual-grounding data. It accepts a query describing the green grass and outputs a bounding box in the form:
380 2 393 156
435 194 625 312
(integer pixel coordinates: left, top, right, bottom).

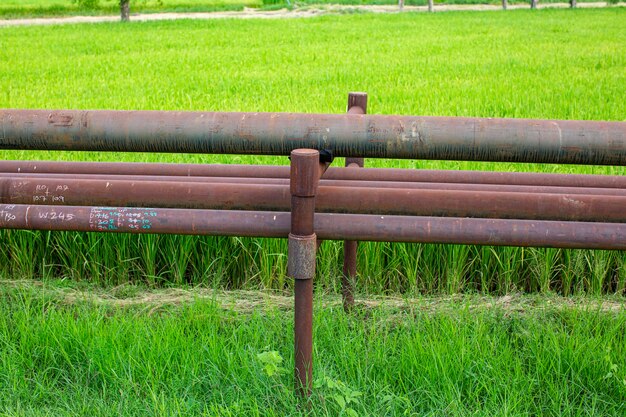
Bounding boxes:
0 0 614 18
1 10 626 294
1 281 625 416
0 0 260 19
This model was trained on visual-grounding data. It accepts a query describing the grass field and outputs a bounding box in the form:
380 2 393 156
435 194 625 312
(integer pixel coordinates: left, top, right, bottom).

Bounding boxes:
1 10 626 295
0 0 614 18
0 0 260 18
1 280 625 416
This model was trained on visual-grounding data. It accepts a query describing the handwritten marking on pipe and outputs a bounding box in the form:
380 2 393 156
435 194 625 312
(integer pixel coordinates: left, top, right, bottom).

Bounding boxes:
37 211 75 221
89 207 157 231
0 208 17 222
562 197 585 207
32 184 68 204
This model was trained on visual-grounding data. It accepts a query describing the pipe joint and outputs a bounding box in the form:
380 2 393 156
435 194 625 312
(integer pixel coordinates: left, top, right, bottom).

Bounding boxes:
288 233 317 280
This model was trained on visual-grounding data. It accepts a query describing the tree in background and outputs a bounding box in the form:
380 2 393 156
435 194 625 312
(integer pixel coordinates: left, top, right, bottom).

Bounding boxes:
71 0 100 10
72 0 129 21
120 0 130 21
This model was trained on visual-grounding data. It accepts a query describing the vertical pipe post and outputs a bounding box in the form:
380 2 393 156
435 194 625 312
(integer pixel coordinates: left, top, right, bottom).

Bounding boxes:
343 93 367 312
289 149 320 398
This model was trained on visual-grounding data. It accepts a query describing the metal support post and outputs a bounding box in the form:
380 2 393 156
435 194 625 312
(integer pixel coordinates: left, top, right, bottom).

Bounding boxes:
289 149 320 398
343 92 367 312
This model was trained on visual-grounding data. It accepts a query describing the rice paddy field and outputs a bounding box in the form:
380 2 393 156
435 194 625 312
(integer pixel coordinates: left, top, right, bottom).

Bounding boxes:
2 9 626 295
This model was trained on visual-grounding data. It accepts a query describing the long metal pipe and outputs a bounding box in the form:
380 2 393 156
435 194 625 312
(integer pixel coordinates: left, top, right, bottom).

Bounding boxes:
2 160 626 189
6 172 626 197
2 109 625 164
3 204 626 250
3 176 626 222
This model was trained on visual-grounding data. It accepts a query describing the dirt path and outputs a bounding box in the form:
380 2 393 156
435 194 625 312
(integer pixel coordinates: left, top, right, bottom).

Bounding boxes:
1 3 622 27
2 279 624 316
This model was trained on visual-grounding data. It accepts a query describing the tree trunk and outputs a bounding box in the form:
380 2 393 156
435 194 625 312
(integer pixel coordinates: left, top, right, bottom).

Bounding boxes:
120 0 130 22
530 0 537 9
570 0 576 7
399 0 404 10
502 0 508 10
428 0 434 12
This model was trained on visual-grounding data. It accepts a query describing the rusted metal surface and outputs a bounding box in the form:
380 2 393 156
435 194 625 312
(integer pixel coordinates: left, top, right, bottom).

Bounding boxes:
323 168 626 189
347 92 367 117
0 160 291 178
4 204 626 250
316 214 626 250
2 109 625 164
3 160 626 189
0 172 291 186
0 204 288 236
4 176 626 222
288 149 320 398
342 92 367 312
288 235 317 280
0 177 290 210
6 172 626 197
316 187 626 222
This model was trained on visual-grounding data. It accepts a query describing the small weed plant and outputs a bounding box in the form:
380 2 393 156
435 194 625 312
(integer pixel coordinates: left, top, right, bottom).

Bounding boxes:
256 349 286 377
314 376 362 416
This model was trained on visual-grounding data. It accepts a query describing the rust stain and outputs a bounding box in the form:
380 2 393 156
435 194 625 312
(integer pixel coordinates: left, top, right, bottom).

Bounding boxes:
48 113 74 127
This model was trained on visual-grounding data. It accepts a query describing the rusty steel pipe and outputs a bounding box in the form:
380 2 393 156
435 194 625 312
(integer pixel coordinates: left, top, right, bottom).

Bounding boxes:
2 109 626 165
324 168 626 189
0 172 290 185
342 172 358 311
5 172 626 197
289 149 320 398
0 177 289 211
342 92 368 312
5 176 626 222
0 160 291 178
0 204 287 236
4 204 626 250
2 159 249 178
2 160 626 189
316 213 626 249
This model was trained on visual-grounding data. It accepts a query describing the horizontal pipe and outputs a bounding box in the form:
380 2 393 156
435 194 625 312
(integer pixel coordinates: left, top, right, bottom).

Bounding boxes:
0 177 289 211
1 110 625 164
0 160 290 178
3 172 626 196
330 167 626 189
0 172 292 185
2 177 626 222
2 160 626 189
2 204 626 250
